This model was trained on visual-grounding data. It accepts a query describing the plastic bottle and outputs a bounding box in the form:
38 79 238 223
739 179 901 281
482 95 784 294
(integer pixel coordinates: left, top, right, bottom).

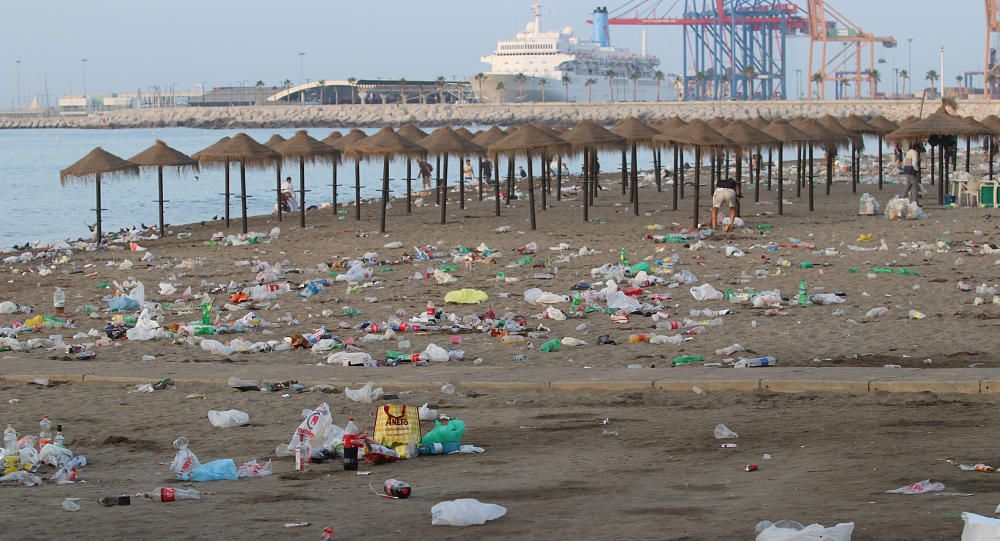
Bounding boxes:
682 318 723 328
715 344 745 356
142 487 202 502
540 339 561 352
426 301 436 317
342 418 360 471
4 424 19 453
619 248 628 268
53 288 65 316
53 425 65 448
38 417 52 447
736 356 777 367
797 280 808 306
627 334 650 343
671 355 704 367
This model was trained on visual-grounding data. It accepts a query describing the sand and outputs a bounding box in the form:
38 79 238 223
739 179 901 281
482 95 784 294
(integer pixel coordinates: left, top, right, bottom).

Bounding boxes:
2 160 1000 539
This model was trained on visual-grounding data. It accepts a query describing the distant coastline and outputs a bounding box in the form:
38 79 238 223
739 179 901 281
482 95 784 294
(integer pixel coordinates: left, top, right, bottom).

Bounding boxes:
2 101 999 129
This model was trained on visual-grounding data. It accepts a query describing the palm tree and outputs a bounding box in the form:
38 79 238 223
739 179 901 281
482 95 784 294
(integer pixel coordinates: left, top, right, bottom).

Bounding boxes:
585 78 596 102
605 69 617 102
347 77 357 104
654 70 665 101
514 73 527 99
255 80 265 88
474 72 485 98
282 79 293 102
868 69 881 97
839 79 850 99
955 75 964 88
561 74 572 102
899 69 909 94
925 70 938 94
629 71 640 101
810 72 824 99
742 66 756 100
496 81 506 104
435 75 446 103
538 79 547 102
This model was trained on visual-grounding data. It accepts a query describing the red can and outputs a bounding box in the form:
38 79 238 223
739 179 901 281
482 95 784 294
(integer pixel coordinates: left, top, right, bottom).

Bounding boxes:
744 464 758 472
384 479 411 499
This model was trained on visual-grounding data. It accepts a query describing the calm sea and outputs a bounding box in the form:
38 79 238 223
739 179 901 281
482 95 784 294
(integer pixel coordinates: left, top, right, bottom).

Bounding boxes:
0 127 618 248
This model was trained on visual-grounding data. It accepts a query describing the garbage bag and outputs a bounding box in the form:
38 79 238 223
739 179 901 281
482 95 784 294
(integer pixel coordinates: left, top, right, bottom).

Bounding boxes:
433 269 457 284
690 283 723 301
422 343 449 362
524 288 568 305
606 290 641 312
962 512 1000 541
755 520 854 541
289 403 332 450
431 499 507 526
189 459 238 482
714 423 739 439
859 193 880 216
336 263 372 283
886 480 945 494
326 351 375 367
207 409 250 428
344 382 383 403
444 289 489 304
107 296 140 312
200 339 236 356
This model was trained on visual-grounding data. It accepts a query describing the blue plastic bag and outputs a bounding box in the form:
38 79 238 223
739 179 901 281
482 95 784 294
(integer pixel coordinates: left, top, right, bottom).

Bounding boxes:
188 458 238 482
107 296 140 312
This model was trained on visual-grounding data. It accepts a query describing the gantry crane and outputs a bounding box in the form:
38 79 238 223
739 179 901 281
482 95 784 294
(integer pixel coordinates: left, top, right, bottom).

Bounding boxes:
986 0 1000 98
806 0 896 100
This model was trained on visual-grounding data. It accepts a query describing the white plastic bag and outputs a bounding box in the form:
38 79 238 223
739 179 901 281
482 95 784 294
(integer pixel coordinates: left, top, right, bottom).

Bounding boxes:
690 283 723 301
431 499 507 526
714 423 738 439
756 520 854 541
200 339 236 356
886 480 945 494
962 512 1000 541
606 290 641 312
326 351 375 367
344 382 384 403
422 343 449 362
419 403 439 421
289 403 332 450
158 282 177 296
208 409 250 428
237 459 272 477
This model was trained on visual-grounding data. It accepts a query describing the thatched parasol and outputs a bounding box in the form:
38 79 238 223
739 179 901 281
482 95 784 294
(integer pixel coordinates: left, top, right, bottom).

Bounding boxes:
128 140 198 236
489 125 567 230
195 133 279 234
655 120 733 228
760 120 813 216
60 147 140 242
472 126 510 215
331 129 369 221
275 130 340 228
397 124 429 142
654 117 690 210
866 116 898 135
563 120 626 222
416 127 484 222
346 127 426 233
707 117 731 131
719 121 779 207
610 118 661 214
454 126 476 140
263 135 288 221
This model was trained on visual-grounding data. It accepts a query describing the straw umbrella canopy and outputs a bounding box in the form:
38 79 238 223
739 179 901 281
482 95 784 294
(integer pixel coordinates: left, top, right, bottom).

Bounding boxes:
397 124 429 142
415 126 484 222
866 116 898 135
345 127 426 233
655 120 733 228
718 121 779 208
562 120 625 222
60 147 140 242
454 126 476 140
760 120 813 215
472 126 511 215
488 124 567 230
707 117 731 131
746 117 770 130
263 135 289 221
653 117 690 210
127 140 198 236
394 124 430 214
610 117 660 214
275 130 340 228
331 129 369 220
195 133 279 234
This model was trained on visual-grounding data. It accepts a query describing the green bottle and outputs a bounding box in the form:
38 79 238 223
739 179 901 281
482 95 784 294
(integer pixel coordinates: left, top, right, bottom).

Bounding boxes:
200 301 212 325
619 248 628 267
798 280 808 306
671 355 704 367
540 339 561 352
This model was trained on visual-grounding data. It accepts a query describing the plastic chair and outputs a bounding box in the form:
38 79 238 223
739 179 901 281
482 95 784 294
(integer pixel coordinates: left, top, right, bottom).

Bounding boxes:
961 178 982 208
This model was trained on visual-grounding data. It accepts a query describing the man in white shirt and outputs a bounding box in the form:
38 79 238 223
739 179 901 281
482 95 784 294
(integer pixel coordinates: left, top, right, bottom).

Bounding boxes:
901 144 920 202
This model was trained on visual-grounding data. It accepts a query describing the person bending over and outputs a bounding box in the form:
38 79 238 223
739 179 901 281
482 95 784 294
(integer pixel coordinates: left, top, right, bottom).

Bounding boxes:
711 177 740 232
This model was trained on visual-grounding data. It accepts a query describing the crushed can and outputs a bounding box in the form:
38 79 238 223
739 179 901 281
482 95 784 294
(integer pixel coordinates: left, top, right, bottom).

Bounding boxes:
744 464 758 472
384 479 411 499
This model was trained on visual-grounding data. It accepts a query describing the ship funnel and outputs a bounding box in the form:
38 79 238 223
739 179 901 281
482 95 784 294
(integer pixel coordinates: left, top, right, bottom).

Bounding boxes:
592 6 610 47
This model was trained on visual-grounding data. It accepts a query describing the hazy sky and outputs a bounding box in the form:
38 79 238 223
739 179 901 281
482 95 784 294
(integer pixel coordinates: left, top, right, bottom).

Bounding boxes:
2 0 987 106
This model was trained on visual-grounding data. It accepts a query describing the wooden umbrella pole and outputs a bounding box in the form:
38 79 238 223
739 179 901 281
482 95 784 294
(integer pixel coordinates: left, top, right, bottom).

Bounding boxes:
276 163 283 221
851 140 857 194
878 136 884 190
939 144 946 204
240 162 249 234
299 158 306 228
735 149 743 218
95 173 103 242
460 154 466 210
767 147 772 191
583 147 590 223
778 145 784 215
441 153 449 224
808 145 814 212
692 146 701 229
753 149 761 203
590 152 598 203
675 145 682 203
405 159 411 214
631 142 639 216
527 151 536 230
435 155 442 205
966 137 971 173
494 153 501 217
654 148 662 192
477 156 484 201
540 153 547 211
157 165 165 235
620 149 627 195
796 145 802 198
354 160 361 221
671 146 679 209
332 163 338 215
990 138 995 180
505 157 513 205
224 160 231 227
556 156 562 201
826 150 834 198
379 156 389 233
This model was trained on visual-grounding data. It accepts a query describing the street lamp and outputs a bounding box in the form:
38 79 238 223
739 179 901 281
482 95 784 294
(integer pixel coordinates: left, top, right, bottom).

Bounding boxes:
795 69 802 100
14 60 21 110
907 38 913 94
298 52 306 103
81 58 88 112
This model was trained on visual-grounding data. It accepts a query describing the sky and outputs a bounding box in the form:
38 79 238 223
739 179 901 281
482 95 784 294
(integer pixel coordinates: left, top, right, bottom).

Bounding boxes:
1 0 988 107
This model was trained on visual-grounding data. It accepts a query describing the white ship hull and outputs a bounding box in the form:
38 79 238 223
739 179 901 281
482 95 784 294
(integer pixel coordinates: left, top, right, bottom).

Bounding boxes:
474 73 675 104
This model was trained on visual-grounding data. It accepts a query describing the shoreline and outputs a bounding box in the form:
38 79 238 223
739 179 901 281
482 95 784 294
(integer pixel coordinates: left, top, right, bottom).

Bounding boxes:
4 100 1000 130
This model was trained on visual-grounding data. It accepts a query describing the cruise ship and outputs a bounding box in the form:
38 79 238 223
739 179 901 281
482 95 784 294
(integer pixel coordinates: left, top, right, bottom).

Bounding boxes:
474 4 673 103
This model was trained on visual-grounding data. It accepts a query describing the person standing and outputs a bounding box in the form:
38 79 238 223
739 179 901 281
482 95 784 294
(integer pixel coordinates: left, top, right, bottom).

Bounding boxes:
463 159 474 185
418 159 433 191
481 158 493 181
893 143 904 171
711 176 740 232
901 143 920 203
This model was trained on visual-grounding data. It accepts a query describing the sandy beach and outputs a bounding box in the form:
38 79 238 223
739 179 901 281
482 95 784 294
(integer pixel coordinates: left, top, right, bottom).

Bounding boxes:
3 163 1000 539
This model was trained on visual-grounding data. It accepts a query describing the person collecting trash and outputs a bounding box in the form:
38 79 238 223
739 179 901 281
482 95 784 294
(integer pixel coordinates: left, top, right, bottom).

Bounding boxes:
711 177 740 232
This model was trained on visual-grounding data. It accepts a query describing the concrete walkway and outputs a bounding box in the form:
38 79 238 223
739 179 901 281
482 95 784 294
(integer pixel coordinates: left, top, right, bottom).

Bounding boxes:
3 355 1000 394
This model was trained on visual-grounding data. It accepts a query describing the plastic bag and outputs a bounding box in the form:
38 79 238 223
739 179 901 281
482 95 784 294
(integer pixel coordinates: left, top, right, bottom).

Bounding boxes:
336 263 372 283
433 269 457 284
170 437 201 480
289 403 332 450
158 283 177 296
606 290 641 312
326 351 375 367
188 459 238 482
961 512 1000 541
756 520 854 541
886 480 945 494
237 459 272 478
714 423 738 439
208 409 250 428
0 471 42 486
344 382 384 403
523 288 567 305
419 403 439 421
690 284 723 301
422 343 449 362
859 193 880 216
431 499 507 526
200 339 236 356
444 289 489 304
107 296 140 312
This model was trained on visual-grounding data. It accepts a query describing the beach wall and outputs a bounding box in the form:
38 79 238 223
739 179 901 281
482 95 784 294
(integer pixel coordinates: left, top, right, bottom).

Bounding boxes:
3 100 1000 129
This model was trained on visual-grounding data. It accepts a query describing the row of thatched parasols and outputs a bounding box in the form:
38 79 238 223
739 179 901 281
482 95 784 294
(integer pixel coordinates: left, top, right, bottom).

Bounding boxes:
59 106 998 241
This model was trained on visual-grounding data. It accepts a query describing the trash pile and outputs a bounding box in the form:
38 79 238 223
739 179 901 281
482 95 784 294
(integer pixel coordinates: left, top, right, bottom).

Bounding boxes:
1 417 85 487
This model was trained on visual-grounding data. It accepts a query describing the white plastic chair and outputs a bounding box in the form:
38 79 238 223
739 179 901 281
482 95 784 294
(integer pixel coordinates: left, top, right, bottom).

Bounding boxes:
961 178 982 208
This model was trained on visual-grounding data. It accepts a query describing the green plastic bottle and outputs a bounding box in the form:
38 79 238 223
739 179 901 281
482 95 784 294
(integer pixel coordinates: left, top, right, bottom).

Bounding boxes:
671 355 704 367
619 248 628 267
798 280 808 306
799 261 814 269
540 339 562 352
